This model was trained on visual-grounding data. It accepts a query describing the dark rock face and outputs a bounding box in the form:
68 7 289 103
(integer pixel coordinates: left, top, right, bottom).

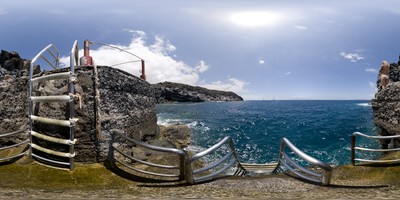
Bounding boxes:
0 63 158 162
1 49 238 163
35 66 158 162
373 60 400 148
153 81 243 103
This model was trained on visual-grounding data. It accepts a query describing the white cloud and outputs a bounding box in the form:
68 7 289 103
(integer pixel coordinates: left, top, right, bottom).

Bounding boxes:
196 60 209 73
258 59 265 64
201 77 249 93
365 68 378 73
60 30 246 93
340 51 364 62
294 25 308 30
285 72 291 75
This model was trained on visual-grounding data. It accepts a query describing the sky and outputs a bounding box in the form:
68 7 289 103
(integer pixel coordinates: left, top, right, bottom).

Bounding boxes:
1 0 400 100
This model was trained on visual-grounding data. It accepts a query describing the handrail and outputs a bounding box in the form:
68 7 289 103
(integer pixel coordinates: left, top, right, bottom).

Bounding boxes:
30 44 60 71
28 41 78 170
0 129 29 162
351 131 400 165
276 137 332 185
187 136 244 184
90 41 146 80
112 130 188 180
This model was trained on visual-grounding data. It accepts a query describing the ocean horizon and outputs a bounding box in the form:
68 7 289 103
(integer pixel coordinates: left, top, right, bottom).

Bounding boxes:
156 100 377 166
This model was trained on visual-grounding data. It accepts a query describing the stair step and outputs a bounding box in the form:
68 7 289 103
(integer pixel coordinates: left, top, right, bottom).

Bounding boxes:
30 115 78 127
31 72 70 83
31 95 71 102
31 131 76 145
31 143 75 158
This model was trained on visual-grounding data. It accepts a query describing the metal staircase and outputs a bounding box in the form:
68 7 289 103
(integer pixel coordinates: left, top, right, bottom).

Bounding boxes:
28 41 79 170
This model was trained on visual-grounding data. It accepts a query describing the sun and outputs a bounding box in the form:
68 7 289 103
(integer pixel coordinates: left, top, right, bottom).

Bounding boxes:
230 11 283 27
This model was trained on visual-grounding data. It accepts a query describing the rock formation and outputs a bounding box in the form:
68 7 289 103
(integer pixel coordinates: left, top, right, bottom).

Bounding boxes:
372 60 400 148
0 49 241 163
154 81 243 103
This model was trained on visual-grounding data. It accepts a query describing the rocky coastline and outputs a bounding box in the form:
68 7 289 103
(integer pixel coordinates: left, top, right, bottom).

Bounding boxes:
2 50 400 199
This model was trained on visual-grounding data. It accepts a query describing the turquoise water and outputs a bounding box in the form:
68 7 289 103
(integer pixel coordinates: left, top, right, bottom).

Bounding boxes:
156 100 378 166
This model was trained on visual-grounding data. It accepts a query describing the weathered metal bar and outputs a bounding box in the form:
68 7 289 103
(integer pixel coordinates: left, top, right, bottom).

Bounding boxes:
282 138 332 172
351 132 400 165
31 153 70 166
190 137 230 162
31 143 75 158
30 115 77 127
31 131 76 145
31 72 70 83
193 152 233 174
0 129 26 138
114 157 180 178
193 159 236 183
353 131 400 139
0 151 27 162
39 54 57 69
275 137 332 185
282 152 322 178
68 40 78 171
355 158 400 163
30 95 70 102
114 130 186 155
0 140 29 151
113 145 179 169
354 147 400 152
280 160 321 183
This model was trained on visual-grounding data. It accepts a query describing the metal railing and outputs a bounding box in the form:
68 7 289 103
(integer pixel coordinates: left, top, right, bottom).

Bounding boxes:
90 41 146 80
0 129 29 162
30 44 60 71
28 41 79 170
351 132 400 165
275 137 332 185
187 136 245 184
111 130 188 180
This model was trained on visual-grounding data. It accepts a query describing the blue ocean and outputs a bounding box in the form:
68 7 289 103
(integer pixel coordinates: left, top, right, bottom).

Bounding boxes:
156 100 378 166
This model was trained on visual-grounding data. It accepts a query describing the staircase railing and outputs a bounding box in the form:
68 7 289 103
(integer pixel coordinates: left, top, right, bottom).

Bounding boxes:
28 41 79 170
351 131 400 165
111 130 188 180
186 136 245 184
275 137 332 185
0 129 29 162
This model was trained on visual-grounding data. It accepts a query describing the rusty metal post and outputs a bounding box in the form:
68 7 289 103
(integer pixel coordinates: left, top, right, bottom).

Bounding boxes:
80 40 93 66
140 59 146 81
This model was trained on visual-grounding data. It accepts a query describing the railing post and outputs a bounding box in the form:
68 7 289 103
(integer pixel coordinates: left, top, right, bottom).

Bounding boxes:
185 153 194 184
351 135 356 166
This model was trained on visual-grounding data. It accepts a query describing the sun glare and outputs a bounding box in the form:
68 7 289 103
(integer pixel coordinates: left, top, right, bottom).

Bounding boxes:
230 11 283 27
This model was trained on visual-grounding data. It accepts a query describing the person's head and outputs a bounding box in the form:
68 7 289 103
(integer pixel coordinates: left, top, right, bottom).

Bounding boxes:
382 60 389 67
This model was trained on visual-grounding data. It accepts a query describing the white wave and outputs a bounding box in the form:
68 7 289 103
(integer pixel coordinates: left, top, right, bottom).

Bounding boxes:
356 103 371 107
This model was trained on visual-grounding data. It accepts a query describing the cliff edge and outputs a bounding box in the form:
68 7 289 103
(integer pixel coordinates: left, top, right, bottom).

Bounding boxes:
154 81 243 103
372 59 400 148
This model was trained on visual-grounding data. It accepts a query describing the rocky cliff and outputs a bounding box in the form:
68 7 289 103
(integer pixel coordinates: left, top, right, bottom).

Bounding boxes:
372 60 400 148
154 81 243 103
0 49 241 163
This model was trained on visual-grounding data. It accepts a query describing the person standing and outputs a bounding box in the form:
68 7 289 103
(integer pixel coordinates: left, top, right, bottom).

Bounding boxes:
379 60 390 90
